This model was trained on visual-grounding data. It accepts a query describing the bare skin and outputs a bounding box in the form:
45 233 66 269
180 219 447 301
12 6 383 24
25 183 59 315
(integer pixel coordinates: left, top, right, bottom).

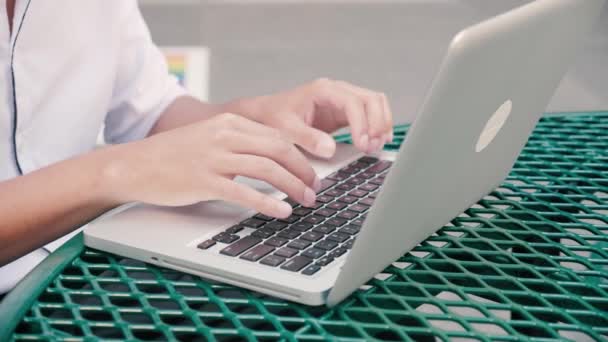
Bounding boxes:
0 5 393 267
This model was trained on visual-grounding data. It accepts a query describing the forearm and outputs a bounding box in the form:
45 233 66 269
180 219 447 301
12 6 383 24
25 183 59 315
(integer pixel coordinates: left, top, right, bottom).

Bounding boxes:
0 146 125 266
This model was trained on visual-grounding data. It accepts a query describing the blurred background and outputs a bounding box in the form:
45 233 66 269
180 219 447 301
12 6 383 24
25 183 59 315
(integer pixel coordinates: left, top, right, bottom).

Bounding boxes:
140 0 608 124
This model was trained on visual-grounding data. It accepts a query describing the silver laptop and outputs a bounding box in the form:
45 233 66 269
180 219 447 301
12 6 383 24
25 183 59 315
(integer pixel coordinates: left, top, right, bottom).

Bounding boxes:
85 0 605 306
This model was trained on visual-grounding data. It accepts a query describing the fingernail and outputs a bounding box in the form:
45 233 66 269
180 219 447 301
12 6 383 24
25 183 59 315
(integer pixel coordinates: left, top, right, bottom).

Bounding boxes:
277 201 292 218
312 176 322 193
316 135 336 158
360 134 370 151
369 138 381 153
303 187 316 206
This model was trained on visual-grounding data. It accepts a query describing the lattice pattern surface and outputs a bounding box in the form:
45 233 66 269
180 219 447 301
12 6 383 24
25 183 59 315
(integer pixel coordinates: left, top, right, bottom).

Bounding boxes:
9 113 608 341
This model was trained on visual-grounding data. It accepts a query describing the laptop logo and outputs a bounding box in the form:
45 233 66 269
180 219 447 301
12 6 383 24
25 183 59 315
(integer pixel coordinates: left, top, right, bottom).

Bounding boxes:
475 99 512 152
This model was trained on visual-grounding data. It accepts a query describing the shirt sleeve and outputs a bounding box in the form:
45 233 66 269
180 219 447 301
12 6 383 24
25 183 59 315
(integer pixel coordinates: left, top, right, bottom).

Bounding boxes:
104 1 187 144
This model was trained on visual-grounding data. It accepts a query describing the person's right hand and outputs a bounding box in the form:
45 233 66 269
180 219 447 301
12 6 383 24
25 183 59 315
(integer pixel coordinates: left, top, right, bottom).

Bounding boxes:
106 113 321 218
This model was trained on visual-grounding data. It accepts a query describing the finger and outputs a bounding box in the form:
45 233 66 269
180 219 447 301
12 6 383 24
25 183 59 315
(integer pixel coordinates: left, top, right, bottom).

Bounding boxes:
277 114 337 159
335 81 390 151
214 178 293 218
381 93 394 142
224 154 317 207
313 78 370 152
224 131 321 190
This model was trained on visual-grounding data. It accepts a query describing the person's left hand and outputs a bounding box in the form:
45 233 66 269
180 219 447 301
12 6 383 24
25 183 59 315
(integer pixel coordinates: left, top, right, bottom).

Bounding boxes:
229 78 394 158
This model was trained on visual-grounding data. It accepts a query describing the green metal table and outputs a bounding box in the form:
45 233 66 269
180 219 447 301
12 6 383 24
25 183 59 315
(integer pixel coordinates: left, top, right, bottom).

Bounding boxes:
1 112 607 341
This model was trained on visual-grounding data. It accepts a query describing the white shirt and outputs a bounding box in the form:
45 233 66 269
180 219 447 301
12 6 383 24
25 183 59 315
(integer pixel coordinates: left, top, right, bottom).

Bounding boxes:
0 0 185 293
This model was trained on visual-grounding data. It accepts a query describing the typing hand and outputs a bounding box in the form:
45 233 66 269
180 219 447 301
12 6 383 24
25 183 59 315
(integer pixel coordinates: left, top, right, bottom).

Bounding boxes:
231 78 394 158
108 113 319 218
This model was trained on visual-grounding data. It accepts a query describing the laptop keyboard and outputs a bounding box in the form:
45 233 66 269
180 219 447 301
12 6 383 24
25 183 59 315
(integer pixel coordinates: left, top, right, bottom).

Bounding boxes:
197 156 392 276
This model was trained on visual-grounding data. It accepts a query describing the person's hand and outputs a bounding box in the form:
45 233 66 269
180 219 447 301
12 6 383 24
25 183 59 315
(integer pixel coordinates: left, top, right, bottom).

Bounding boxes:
106 113 320 218
230 78 394 158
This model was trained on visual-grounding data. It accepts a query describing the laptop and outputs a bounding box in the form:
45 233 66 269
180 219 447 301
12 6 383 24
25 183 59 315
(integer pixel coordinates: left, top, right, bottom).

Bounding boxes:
84 0 605 306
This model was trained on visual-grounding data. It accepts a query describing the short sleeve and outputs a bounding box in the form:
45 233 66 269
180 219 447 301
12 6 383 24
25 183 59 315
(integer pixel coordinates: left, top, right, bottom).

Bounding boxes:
104 1 187 144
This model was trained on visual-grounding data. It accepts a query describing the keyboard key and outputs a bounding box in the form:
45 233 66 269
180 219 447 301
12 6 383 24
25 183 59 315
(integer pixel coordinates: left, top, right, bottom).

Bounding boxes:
348 189 368 198
226 225 245 234
303 215 325 225
358 156 378 164
260 255 286 267
302 264 322 275
337 211 358 220
254 214 274 221
277 229 301 239
329 247 348 258
265 221 288 231
316 256 334 266
316 195 333 203
348 204 369 213
337 183 355 191
281 256 313 272
325 218 347 227
285 198 299 208
339 166 360 175
349 161 369 170
287 239 312 250
369 177 384 185
359 183 379 192
360 171 374 179
318 179 337 193
327 232 350 243
338 196 358 204
240 244 275 261
197 239 216 250
300 231 324 242
327 202 347 210
359 197 375 206
325 189 344 197
316 239 339 251
279 215 300 224
265 236 289 247
292 222 313 232
242 218 265 228
275 247 298 258
346 177 365 186
367 160 392 174
351 218 365 226
303 201 324 210
213 233 240 244
340 225 360 235
344 239 356 249
315 208 337 218
313 225 336 234
252 228 275 239
302 247 326 259
220 236 262 257
327 172 348 181
293 207 312 216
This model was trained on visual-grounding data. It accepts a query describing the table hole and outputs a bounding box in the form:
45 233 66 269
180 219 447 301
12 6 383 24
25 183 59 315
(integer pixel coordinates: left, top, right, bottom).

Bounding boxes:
241 318 276 331
429 319 465 332
50 323 85 337
560 261 589 271
557 330 595 342
471 323 508 336
109 295 140 308
322 323 362 338
512 324 553 338
374 272 392 281
406 332 440 342
91 326 125 339
40 307 73 320
345 310 383 324
391 261 411 269
387 313 425 328
410 251 430 258
416 303 443 314
566 228 596 236
80 309 113 322
579 217 607 226
449 306 485 317
369 328 402 341
201 315 234 329
132 328 166 341
173 332 205 342
489 309 511 320
121 312 154 325
70 293 102 306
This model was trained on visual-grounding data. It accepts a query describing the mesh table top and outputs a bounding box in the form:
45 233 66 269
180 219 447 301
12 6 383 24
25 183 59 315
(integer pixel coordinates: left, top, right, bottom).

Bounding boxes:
1 112 607 341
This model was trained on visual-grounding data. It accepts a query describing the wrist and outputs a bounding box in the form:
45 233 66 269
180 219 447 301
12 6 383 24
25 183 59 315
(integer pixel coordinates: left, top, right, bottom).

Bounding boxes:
94 144 138 205
221 95 270 122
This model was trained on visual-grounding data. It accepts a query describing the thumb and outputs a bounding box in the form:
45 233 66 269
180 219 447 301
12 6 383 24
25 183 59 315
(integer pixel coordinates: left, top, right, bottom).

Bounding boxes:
284 114 336 159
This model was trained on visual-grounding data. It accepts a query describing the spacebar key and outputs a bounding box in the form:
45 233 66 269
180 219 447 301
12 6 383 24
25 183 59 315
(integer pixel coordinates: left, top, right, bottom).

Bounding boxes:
281 255 313 272
220 236 262 257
